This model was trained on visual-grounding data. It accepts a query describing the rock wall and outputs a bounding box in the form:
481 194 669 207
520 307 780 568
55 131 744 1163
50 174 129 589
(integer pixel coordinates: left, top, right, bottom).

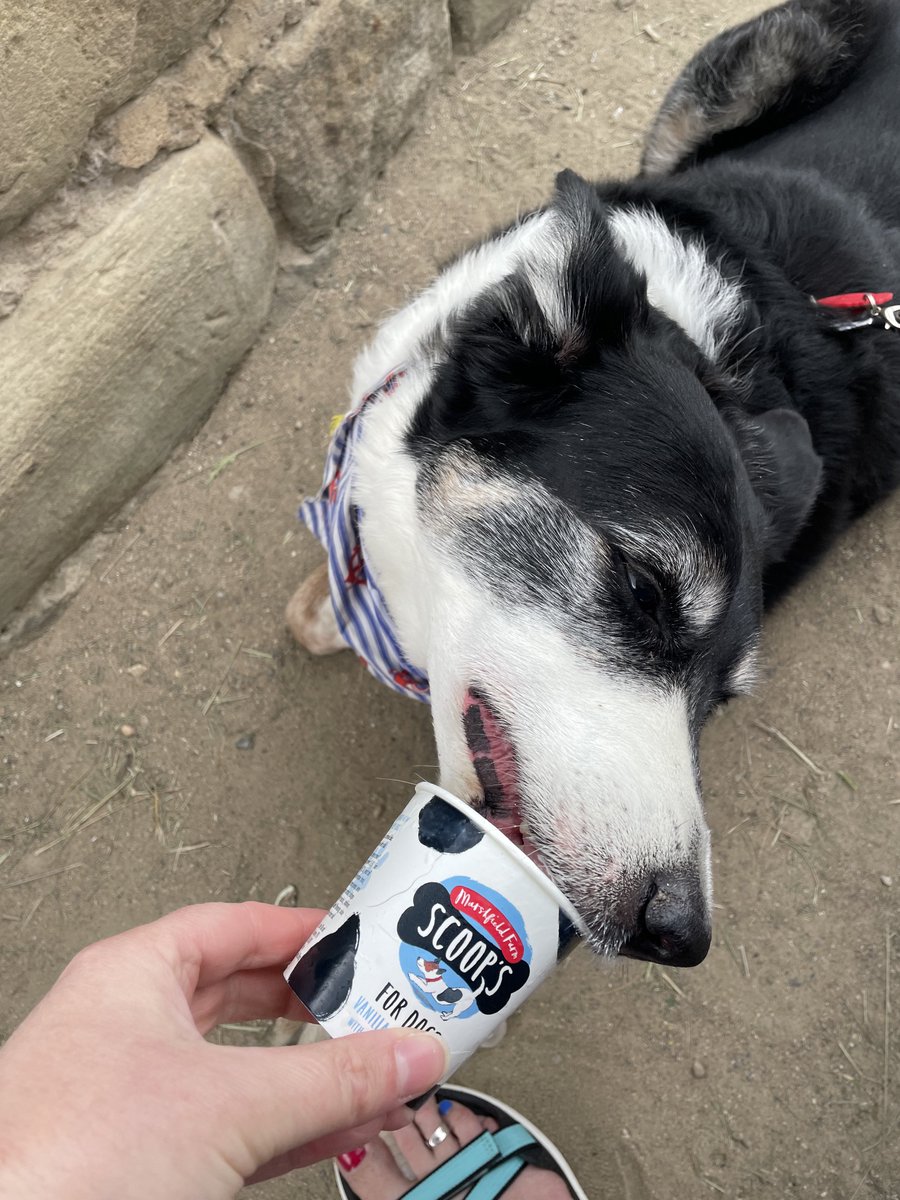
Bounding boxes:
0 1 230 235
233 0 452 247
0 0 530 638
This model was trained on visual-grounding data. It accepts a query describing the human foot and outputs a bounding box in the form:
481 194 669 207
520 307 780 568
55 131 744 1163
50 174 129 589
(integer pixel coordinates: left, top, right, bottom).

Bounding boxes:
336 1096 572 1199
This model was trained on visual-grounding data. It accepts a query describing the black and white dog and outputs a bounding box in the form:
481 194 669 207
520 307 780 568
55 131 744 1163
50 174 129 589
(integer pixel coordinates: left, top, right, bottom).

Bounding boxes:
287 0 900 969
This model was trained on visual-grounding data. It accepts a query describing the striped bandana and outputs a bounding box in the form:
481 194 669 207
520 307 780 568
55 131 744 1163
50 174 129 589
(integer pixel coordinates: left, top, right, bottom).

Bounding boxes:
298 369 431 703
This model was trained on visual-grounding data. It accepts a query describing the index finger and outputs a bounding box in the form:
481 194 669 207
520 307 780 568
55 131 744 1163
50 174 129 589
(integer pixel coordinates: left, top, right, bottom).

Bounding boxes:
150 902 326 993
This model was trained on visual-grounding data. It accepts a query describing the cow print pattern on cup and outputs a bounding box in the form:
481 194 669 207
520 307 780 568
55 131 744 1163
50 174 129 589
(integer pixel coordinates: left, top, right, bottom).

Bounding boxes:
288 912 360 1022
417 796 485 854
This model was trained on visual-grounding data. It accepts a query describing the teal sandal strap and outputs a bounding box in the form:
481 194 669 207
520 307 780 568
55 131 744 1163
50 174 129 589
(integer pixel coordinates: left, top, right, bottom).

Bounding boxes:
400 1131 498 1200
400 1125 537 1200
466 1156 527 1200
492 1126 535 1158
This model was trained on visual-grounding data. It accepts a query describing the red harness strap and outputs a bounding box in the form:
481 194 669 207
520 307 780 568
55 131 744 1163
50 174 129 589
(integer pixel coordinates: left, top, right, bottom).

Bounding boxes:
816 291 893 309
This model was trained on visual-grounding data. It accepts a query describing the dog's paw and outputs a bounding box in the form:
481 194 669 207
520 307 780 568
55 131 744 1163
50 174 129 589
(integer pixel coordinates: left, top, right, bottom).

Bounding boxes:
285 562 346 655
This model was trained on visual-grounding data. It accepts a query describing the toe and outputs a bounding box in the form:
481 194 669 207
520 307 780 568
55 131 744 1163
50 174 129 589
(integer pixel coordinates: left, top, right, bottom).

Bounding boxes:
336 1137 407 1200
394 1098 459 1172
440 1098 488 1145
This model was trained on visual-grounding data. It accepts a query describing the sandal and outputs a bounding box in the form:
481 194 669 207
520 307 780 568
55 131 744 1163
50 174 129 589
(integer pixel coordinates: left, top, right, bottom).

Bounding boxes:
334 1084 588 1199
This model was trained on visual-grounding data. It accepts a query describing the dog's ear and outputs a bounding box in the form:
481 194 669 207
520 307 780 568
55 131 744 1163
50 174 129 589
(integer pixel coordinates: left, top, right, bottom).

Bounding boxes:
551 169 649 361
413 173 649 441
732 406 823 563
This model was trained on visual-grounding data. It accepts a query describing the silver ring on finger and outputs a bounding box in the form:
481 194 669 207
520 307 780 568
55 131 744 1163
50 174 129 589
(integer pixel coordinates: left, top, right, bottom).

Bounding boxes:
426 1123 451 1149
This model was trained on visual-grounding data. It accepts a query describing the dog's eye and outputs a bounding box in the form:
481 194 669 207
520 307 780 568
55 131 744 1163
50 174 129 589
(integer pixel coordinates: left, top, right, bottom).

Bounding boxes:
625 562 662 622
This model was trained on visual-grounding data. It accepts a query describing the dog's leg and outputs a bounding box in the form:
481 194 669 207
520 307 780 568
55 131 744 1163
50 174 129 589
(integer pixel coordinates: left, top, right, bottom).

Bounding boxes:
285 561 346 655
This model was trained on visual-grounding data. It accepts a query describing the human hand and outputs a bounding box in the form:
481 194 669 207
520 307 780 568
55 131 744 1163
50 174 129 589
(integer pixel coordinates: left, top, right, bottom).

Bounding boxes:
0 902 448 1200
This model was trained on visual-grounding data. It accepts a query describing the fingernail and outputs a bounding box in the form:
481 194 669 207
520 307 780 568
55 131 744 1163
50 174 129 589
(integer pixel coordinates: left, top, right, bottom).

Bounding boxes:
394 1033 448 1102
438 1099 453 1116
337 1147 367 1172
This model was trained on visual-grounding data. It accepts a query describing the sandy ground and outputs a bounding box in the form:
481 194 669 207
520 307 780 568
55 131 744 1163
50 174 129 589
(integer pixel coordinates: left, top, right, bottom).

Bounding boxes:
2 0 899 1196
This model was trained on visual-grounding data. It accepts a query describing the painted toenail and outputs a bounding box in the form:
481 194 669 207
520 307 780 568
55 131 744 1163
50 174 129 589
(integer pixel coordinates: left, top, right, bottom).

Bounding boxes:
337 1147 367 1171
438 1099 453 1115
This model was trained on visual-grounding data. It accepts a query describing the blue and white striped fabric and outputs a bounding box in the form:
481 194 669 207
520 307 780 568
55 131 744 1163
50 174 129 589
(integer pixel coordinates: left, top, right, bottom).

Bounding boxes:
298 369 431 704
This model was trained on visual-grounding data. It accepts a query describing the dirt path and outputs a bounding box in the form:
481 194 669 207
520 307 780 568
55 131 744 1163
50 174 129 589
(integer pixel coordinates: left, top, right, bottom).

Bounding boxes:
1 1 898 1196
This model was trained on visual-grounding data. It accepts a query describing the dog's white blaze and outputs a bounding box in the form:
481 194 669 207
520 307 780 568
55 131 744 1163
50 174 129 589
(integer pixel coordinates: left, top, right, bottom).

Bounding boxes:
609 206 743 362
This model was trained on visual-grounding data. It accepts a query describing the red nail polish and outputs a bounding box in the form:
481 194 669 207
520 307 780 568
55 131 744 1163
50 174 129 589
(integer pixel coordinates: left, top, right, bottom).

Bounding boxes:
338 1148 367 1171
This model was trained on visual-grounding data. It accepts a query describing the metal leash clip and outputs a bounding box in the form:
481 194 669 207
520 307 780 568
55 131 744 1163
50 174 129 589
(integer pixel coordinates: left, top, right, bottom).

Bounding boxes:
814 290 900 332
863 292 900 330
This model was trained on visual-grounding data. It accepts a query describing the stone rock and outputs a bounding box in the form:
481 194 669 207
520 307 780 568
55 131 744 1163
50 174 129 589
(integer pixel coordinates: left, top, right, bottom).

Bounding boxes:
125 1 229 96
275 239 338 305
0 288 23 320
104 91 202 172
100 0 295 173
449 0 531 52
232 0 451 248
0 0 228 233
0 136 276 632
0 527 115 654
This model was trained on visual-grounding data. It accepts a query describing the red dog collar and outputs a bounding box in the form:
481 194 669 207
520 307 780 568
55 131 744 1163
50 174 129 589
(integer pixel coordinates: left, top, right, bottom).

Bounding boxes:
816 291 894 308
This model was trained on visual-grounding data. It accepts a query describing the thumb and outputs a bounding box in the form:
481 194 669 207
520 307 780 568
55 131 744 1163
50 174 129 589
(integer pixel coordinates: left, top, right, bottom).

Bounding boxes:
212 1029 448 1171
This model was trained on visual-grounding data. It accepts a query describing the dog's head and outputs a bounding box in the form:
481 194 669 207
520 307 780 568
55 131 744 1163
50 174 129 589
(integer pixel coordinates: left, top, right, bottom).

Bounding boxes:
354 171 822 965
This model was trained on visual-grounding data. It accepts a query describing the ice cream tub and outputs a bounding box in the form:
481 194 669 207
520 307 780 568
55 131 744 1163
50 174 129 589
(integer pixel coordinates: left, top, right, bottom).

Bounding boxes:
284 782 585 1090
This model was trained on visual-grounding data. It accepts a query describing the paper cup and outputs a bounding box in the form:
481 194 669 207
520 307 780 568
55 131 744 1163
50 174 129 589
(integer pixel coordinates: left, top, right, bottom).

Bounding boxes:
284 782 585 1091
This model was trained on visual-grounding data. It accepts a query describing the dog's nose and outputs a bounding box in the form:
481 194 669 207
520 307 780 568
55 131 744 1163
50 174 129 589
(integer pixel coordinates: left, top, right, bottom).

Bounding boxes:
619 872 711 967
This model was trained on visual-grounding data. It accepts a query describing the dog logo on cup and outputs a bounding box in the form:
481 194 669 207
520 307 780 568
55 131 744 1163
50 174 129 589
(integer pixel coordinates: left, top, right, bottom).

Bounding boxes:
397 877 533 1020
406 956 479 1020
